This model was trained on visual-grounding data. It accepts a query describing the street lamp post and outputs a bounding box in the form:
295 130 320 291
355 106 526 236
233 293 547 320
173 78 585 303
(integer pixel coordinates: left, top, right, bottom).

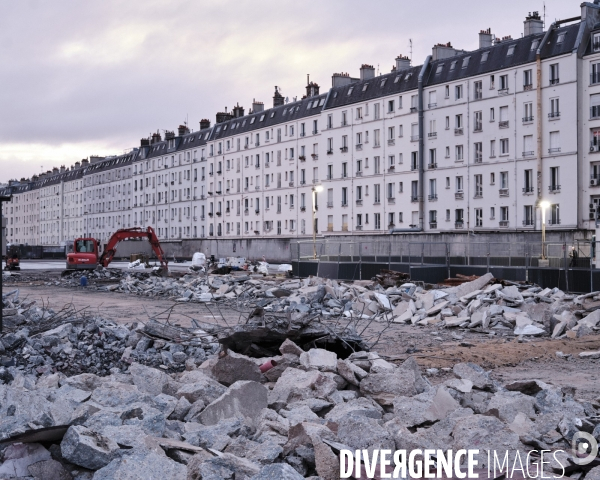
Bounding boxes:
540 201 550 261
312 186 323 259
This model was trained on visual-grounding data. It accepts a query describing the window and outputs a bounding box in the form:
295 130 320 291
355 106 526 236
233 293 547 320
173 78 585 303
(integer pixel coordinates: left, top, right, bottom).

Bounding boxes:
507 45 515 56
523 135 534 156
524 169 533 193
490 172 495 185
356 214 362 227
455 85 463 100
490 207 495 219
341 187 348 206
490 108 495 122
356 107 363 119
388 155 395 167
455 209 464 224
550 98 560 118
341 162 348 178
387 182 395 199
374 129 380 147
374 213 381 230
445 85 450 98
549 131 561 154
429 210 437 226
490 75 495 89
481 51 489 63
500 171 509 189
455 114 463 129
374 184 381 203
411 152 418 170
500 138 509 155
388 100 395 113
499 75 509 92
429 179 437 199
490 140 496 158
455 145 464 161
524 205 534 226
411 95 418 110
429 91 437 108
456 176 463 192
374 103 380 120
462 56 470 68
474 142 482 163
592 93 600 119
550 64 559 85
388 126 395 140
429 148 436 167
500 206 509 222
327 114 333 129
550 167 560 190
474 111 482 131
594 33 600 52
474 81 482 100
523 69 533 88
446 209 451 221
374 156 381 174
445 146 450 158
524 102 533 122
550 204 560 225
356 185 362 200
411 181 418 201
475 208 483 227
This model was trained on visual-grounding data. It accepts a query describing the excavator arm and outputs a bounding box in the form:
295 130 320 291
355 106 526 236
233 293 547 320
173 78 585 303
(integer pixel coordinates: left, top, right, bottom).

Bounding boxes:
99 227 168 273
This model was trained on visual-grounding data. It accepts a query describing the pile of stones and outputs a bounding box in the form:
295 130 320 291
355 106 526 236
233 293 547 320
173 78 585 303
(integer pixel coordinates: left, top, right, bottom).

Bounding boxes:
0 339 599 479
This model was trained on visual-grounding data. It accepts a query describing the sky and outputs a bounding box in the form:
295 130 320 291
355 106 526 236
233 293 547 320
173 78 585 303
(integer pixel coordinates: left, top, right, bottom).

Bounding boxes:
0 0 577 183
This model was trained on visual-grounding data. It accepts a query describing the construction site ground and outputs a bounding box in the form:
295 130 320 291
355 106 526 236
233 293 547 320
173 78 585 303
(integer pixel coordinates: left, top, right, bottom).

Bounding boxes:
7 266 600 403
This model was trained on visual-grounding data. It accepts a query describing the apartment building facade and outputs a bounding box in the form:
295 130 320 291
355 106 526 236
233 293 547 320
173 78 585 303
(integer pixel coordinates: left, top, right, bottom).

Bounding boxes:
3 2 600 247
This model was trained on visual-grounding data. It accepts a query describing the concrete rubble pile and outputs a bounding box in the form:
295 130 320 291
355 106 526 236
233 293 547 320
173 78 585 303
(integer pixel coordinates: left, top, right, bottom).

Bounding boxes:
386 273 600 342
0 338 599 479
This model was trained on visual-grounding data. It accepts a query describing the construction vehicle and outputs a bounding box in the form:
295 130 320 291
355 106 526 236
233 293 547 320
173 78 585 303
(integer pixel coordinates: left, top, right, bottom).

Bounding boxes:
65 227 168 274
4 244 20 271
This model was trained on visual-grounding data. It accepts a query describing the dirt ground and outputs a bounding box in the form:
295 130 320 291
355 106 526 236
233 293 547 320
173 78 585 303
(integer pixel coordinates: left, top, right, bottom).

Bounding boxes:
6 271 600 401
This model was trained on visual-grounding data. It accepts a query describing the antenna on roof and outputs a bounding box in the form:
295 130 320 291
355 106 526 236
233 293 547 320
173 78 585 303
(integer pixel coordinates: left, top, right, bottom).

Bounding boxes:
409 39 413 63
543 2 546 30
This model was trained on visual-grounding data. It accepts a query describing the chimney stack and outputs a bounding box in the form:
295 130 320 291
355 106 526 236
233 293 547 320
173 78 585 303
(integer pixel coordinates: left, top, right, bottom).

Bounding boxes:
140 138 150 147
60 165 65 173
177 125 190 137
52 167 59 174
251 99 264 113
273 86 284 107
306 81 320 98
81 159 89 166
331 72 357 88
232 103 245 117
151 132 162 144
359 64 375 81
75 161 81 169
395 55 411 71
200 119 211 130
479 28 493 48
165 131 175 140
431 42 467 61
524 12 543 36
215 110 233 124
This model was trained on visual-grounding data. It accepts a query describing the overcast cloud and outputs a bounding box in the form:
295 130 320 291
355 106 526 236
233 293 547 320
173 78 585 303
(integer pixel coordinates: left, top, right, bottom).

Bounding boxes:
0 0 576 182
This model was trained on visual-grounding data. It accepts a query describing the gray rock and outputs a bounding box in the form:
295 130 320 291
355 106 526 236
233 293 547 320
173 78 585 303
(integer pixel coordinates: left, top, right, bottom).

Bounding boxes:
299 348 337 372
250 463 305 479
28 458 73 480
169 396 192 421
175 375 227 405
0 443 52 478
336 414 395 455
92 449 186 479
586 466 600 480
90 381 149 407
212 353 262 386
268 368 338 410
485 391 536 423
452 363 494 391
324 397 383 422
60 425 119 470
200 381 267 426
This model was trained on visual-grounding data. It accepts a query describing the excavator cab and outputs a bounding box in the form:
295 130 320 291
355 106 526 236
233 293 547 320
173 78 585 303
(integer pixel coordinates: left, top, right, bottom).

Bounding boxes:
66 238 99 270
4 244 20 271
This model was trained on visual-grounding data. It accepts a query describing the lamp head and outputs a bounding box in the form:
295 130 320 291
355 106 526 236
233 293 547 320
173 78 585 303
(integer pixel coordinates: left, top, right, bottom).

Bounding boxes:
540 201 550 209
314 185 324 193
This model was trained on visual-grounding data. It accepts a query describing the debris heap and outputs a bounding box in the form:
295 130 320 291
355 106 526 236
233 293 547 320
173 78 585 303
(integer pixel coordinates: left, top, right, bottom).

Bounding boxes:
0 340 598 479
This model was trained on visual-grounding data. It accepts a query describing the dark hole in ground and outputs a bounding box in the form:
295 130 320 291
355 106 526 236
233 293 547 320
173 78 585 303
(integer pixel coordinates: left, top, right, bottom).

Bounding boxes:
219 326 367 360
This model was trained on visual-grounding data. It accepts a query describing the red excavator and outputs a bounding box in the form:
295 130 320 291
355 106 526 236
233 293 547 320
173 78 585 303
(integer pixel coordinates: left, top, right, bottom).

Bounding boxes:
65 227 168 274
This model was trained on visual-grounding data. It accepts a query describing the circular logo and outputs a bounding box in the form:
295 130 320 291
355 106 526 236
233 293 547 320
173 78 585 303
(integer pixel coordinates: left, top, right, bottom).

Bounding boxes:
571 431 598 466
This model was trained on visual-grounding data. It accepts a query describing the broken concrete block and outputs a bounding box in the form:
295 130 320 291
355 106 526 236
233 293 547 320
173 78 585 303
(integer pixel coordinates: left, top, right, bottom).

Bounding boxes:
212 353 262 386
60 425 119 470
0 443 51 478
579 350 600 359
200 381 267 426
129 362 181 396
453 363 494 390
279 338 304 356
299 348 337 372
426 300 449 316
175 375 227 405
514 324 545 336
269 368 337 410
92 449 186 479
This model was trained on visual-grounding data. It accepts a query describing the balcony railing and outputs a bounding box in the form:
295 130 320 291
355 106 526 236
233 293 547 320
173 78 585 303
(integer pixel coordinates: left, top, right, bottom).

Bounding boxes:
548 147 561 154
455 221 464 229
498 88 509 96
340 146 348 153
455 191 464 200
523 151 535 157
548 184 561 193
548 111 560 119
428 103 437 109
592 106 600 119
429 222 437 229
499 188 509 196
499 220 509 227
387 139 395 146
356 199 363 205
549 78 560 85
327 201 333 208
499 121 509 128
410 195 419 202
522 187 534 194
522 219 534 226
428 163 437 169
410 135 419 142
428 132 437 138
428 194 438 201
454 128 464 135
523 116 534 123
524 84 533 91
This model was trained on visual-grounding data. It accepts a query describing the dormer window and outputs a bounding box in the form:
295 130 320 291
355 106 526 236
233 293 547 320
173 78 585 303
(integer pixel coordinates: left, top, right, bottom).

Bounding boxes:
462 56 470 68
362 83 369 92
556 32 565 44
593 32 600 52
507 45 515 56
394 75 401 83
259 114 265 121
435 64 444 74
531 39 540 51
481 52 489 63
380 78 387 87
347 87 354 95
450 61 457 71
